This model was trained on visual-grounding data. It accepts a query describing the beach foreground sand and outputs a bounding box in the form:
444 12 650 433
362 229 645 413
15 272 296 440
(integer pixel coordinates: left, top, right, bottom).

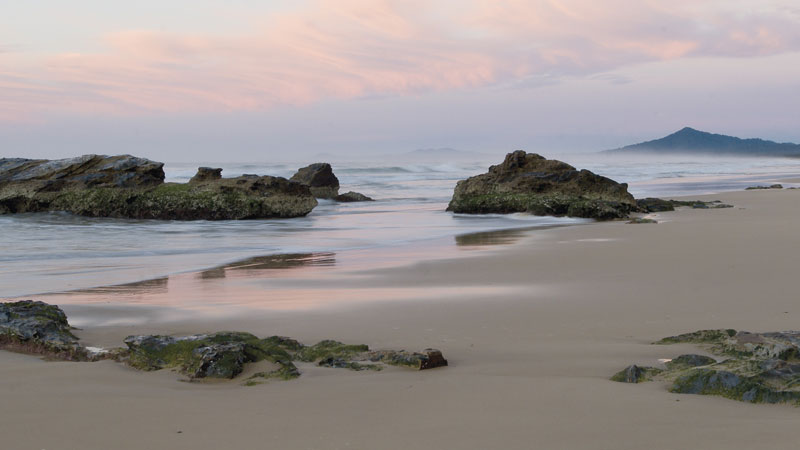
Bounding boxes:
3 189 800 450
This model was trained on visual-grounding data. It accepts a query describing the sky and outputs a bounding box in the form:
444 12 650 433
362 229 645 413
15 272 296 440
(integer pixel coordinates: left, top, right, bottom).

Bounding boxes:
2 0 799 161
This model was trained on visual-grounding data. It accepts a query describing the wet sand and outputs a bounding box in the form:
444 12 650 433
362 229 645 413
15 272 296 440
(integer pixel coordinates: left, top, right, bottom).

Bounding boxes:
3 189 800 449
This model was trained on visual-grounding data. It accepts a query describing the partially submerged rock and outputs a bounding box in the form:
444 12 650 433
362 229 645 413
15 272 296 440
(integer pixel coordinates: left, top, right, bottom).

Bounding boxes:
291 163 340 199
613 329 800 404
0 156 318 220
746 184 783 190
334 191 374 202
611 365 662 383
0 300 88 360
636 198 733 212
447 151 637 220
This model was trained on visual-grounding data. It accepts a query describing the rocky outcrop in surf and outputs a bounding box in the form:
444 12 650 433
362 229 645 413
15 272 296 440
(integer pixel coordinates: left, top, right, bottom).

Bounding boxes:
447 151 637 220
0 155 318 220
291 163 340 199
0 300 91 360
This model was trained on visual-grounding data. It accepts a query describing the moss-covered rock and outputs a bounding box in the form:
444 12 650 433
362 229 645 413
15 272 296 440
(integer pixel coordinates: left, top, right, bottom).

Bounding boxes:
0 300 89 360
123 331 300 380
615 329 800 404
447 151 637 220
0 155 318 220
296 340 370 362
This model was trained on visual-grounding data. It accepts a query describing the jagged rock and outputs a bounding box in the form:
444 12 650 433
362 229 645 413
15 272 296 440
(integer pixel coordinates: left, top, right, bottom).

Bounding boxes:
447 151 637 220
745 184 783 190
0 155 318 220
615 329 800 404
290 163 340 199
611 365 662 383
0 300 88 360
334 191 374 202
189 167 222 183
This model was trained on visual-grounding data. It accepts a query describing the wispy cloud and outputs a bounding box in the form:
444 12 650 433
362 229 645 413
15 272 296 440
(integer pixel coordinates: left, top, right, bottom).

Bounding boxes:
1 0 799 119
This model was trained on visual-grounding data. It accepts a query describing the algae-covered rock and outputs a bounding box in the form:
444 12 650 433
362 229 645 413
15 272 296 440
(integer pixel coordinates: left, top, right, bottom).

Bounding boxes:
0 300 88 360
290 163 340 199
615 329 800 404
447 151 637 220
123 332 300 380
0 155 318 220
296 340 370 362
636 198 733 212
746 184 783 190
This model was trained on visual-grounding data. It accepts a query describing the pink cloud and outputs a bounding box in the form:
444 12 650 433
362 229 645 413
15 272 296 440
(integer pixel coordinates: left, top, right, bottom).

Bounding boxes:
1 0 799 119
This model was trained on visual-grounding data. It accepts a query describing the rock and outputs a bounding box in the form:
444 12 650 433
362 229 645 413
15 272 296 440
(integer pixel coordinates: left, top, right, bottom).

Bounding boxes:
610 365 662 383
123 331 300 380
290 163 340 199
0 155 318 220
627 218 657 224
295 340 370 362
334 191 374 202
189 167 222 183
636 198 733 212
0 300 88 360
746 184 783 190
366 348 449 370
446 151 637 220
664 354 716 370
617 329 800 404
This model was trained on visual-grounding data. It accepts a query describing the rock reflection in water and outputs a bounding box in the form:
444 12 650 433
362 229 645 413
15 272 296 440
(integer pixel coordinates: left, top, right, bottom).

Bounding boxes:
455 225 574 248
197 253 336 280
69 277 170 296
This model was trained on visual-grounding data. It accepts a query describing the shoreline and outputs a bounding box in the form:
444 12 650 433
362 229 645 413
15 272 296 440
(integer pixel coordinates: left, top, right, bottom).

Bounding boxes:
3 188 800 449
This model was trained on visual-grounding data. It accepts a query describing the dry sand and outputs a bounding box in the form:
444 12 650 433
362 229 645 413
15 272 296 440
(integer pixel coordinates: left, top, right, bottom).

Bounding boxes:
3 189 800 450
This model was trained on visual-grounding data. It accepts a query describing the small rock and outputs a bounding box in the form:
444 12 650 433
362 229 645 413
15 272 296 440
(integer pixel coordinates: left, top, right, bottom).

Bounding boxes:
189 167 222 183
334 191 374 202
290 163 340 199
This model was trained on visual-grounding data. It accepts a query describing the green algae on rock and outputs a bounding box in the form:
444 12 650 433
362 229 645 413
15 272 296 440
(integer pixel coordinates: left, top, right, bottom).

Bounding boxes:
0 300 89 360
0 155 318 220
447 151 638 220
613 329 800 404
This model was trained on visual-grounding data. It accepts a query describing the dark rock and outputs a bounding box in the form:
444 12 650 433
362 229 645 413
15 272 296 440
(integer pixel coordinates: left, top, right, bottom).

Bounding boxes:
665 354 716 370
610 365 662 383
636 198 733 212
334 191 374 202
0 155 318 220
189 167 222 183
0 300 88 360
746 184 783 190
290 163 340 199
627 218 657 224
446 151 637 220
366 348 449 370
618 329 800 404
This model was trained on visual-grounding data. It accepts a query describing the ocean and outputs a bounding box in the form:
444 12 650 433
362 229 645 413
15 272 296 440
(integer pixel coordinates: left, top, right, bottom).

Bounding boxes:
2 152 799 298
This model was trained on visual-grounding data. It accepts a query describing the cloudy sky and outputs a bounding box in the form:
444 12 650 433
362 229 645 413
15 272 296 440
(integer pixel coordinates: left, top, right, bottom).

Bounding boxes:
2 0 799 161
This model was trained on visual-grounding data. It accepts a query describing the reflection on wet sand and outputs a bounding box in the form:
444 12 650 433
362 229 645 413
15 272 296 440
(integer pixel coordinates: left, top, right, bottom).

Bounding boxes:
197 253 336 280
455 225 577 248
68 277 170 296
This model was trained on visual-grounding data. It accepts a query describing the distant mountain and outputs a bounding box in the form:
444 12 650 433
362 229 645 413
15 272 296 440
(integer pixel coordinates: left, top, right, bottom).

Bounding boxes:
605 127 800 156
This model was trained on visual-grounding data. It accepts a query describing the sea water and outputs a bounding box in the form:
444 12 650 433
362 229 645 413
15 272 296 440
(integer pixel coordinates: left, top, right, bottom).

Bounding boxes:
2 152 799 297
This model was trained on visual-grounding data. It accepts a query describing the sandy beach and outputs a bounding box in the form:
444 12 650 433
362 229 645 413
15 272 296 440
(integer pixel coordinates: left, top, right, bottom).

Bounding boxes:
3 188 800 450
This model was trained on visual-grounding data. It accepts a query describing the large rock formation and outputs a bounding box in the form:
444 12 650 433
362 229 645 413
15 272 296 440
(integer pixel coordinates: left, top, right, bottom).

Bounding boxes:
612 329 800 404
0 155 318 220
447 151 637 220
290 163 340 199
